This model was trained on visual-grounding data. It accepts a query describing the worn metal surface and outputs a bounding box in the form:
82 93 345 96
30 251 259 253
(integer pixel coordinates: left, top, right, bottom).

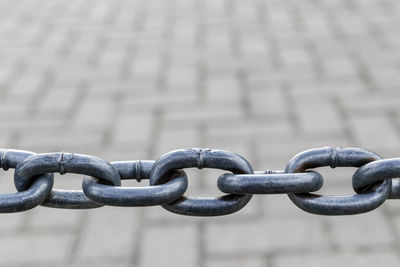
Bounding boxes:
0 149 54 213
83 166 188 206
14 153 121 209
218 171 323 194
353 159 400 199
286 147 392 215
149 148 253 216
0 147 397 216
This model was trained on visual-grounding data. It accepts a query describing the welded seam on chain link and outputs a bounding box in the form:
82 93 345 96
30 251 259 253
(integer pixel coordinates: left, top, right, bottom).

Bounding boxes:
195 148 205 169
330 147 338 168
135 161 142 182
58 153 66 175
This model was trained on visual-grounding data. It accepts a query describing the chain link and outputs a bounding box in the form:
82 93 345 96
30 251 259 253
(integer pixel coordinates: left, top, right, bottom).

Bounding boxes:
286 147 391 215
0 147 398 216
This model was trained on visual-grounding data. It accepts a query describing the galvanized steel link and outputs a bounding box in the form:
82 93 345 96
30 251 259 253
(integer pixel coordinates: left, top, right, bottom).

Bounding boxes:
0 149 54 213
149 148 253 216
14 153 121 209
286 147 392 215
0 146 396 216
218 170 324 194
82 160 188 206
352 158 400 199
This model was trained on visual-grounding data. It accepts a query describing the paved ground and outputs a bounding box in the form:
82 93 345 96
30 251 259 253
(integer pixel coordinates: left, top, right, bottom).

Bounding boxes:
0 0 400 266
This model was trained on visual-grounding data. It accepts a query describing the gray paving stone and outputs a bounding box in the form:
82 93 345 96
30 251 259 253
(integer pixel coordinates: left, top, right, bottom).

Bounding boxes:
205 217 328 254
248 87 288 117
17 128 104 152
122 89 198 112
0 232 74 265
72 97 114 130
294 98 344 135
27 207 85 231
111 110 154 147
75 207 139 261
139 224 198 267
0 212 25 234
323 57 359 80
273 251 400 267
166 67 197 91
206 75 241 102
205 256 267 267
66 260 132 267
348 114 400 151
156 127 200 155
369 67 400 90
328 211 395 250
163 102 244 127
38 88 79 117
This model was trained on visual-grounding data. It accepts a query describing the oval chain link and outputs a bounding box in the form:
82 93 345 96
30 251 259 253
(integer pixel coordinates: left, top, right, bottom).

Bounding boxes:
149 148 253 216
0 149 54 212
218 170 323 194
14 153 121 209
352 158 400 199
83 160 188 206
286 147 392 215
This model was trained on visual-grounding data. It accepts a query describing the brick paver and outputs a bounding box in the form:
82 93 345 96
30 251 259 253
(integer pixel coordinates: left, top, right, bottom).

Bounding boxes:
0 0 400 266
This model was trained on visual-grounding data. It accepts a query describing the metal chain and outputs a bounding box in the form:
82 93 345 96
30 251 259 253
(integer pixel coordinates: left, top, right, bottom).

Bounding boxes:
0 147 399 216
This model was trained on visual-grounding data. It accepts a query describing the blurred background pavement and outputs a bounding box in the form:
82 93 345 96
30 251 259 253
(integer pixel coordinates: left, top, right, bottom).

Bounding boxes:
1 0 400 266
